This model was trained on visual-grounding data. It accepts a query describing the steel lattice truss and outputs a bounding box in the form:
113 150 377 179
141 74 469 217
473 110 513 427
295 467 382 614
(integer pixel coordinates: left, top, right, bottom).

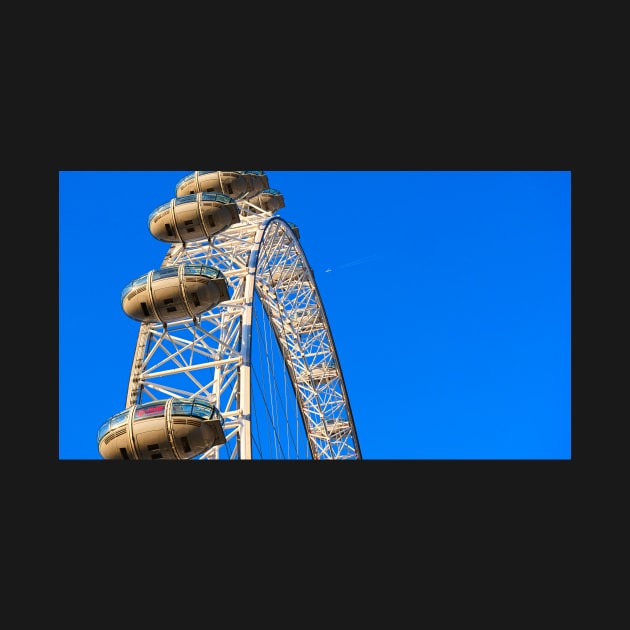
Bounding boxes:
124 197 361 459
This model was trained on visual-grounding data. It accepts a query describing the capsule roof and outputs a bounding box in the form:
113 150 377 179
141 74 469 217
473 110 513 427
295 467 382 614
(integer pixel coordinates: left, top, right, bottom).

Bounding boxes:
175 171 269 200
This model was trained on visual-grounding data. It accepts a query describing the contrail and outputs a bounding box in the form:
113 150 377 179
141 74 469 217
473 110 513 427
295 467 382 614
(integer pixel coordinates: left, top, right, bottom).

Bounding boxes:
325 254 378 272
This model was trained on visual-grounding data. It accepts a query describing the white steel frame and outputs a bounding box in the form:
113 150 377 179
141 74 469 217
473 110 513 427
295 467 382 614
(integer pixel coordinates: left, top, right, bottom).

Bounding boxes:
124 191 361 460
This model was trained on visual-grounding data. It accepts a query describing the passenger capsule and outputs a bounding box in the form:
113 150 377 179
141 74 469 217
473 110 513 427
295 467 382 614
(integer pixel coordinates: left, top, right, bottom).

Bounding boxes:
284 306 322 333
296 361 338 384
148 192 240 243
287 221 300 239
240 171 270 197
247 188 285 214
311 419 351 441
97 398 226 460
270 262 310 284
121 264 229 324
175 171 269 200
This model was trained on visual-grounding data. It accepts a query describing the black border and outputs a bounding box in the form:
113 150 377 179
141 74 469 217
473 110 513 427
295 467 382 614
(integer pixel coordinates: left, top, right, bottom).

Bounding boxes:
50 118 576 537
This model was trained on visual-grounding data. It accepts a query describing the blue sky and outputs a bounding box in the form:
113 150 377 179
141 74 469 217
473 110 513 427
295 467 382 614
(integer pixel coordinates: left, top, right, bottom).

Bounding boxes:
59 171 571 460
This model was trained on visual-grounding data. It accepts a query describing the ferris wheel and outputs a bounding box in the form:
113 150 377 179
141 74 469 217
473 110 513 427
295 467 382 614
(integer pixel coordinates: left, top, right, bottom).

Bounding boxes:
97 171 362 460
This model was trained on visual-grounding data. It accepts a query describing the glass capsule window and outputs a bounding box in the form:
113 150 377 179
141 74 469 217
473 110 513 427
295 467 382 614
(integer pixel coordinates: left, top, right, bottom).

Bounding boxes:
192 400 220 421
175 173 196 188
121 273 150 301
97 408 130 441
152 267 179 281
172 398 219 421
134 403 166 419
200 192 233 204
110 409 130 428
147 201 172 222
173 192 234 206
171 400 193 416
175 194 197 205
184 264 224 280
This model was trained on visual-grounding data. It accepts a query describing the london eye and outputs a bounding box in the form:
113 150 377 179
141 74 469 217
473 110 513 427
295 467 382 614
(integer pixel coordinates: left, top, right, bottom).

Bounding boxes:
97 171 361 460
